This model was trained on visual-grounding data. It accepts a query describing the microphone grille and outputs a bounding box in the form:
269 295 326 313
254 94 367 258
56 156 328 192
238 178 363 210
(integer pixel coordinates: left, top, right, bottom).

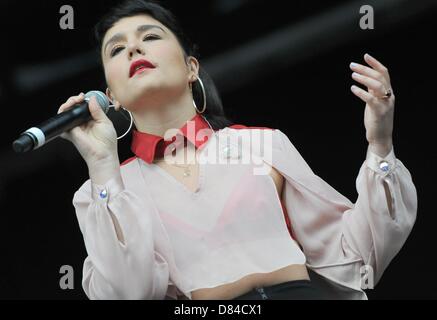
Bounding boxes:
85 91 110 113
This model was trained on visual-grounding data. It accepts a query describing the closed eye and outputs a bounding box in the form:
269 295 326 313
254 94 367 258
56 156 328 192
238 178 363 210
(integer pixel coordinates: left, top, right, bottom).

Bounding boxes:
110 46 124 57
110 35 161 57
143 34 161 41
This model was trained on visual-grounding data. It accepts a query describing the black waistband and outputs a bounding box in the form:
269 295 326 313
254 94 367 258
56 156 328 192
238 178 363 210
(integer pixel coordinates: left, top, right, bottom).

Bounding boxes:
233 279 325 300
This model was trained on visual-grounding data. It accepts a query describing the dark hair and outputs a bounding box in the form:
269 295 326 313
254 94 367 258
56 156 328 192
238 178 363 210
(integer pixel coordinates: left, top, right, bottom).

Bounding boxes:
94 0 234 130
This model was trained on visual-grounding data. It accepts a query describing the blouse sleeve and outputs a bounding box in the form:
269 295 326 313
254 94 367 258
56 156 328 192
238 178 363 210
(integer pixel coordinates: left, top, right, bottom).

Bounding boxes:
72 171 170 300
271 129 417 287
341 144 418 284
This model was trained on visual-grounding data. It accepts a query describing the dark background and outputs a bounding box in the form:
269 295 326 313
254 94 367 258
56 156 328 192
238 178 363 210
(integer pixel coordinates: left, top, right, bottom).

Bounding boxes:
0 0 435 299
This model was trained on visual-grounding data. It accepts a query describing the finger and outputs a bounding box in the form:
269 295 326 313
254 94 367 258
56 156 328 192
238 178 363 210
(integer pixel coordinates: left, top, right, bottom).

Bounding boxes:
88 96 108 122
60 132 71 141
351 85 376 104
58 99 75 114
350 62 385 83
352 72 387 96
364 53 390 78
66 93 85 107
68 126 88 143
58 93 85 114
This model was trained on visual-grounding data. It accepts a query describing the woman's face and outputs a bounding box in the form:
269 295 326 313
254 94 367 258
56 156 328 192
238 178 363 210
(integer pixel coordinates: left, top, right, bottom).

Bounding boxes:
101 14 197 111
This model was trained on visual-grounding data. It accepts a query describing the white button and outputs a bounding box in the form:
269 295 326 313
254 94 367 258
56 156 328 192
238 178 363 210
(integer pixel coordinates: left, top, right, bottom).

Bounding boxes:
222 146 231 158
379 161 390 173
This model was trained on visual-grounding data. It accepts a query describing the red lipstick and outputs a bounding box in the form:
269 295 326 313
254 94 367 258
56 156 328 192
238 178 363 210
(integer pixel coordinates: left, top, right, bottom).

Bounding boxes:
129 59 156 78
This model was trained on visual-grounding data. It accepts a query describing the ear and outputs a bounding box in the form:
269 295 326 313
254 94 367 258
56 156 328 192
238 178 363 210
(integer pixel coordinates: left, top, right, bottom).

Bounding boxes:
186 56 200 84
106 88 121 111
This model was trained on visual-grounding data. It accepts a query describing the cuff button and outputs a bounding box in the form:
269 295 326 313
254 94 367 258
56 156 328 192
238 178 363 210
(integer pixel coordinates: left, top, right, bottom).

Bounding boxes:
99 189 108 199
379 161 390 173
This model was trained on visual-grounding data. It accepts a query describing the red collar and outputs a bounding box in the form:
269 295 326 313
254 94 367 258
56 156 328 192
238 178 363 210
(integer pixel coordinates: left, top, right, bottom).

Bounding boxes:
131 114 216 164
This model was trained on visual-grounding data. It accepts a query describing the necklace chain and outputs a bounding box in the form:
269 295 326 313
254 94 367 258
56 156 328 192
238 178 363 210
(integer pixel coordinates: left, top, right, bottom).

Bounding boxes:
155 159 193 178
153 116 213 178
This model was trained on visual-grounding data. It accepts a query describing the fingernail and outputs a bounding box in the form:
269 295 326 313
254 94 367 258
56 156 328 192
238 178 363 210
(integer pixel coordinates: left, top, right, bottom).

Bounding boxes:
350 62 358 68
352 72 360 77
365 53 373 59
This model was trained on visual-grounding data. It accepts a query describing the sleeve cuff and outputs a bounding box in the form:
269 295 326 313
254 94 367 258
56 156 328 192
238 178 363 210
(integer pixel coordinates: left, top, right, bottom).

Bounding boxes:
91 173 125 203
365 145 397 176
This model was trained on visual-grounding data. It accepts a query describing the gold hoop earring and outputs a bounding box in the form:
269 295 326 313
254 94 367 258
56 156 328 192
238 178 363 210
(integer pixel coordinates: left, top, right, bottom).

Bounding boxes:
191 76 207 114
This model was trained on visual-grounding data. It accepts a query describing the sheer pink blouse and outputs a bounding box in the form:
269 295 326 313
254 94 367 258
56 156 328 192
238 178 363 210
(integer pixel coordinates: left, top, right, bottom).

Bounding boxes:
72 127 417 300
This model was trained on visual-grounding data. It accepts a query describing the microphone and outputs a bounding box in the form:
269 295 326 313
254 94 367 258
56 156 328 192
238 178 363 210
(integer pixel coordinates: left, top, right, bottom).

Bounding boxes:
12 91 110 153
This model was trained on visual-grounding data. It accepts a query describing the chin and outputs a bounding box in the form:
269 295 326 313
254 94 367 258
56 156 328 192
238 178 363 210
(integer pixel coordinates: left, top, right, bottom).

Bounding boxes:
125 91 162 111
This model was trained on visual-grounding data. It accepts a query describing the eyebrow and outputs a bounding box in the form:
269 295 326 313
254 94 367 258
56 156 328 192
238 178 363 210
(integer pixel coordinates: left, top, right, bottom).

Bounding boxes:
104 24 166 54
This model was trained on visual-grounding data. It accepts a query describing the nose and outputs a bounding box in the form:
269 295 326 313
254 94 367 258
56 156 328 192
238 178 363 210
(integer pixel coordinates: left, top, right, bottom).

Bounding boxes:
127 41 145 59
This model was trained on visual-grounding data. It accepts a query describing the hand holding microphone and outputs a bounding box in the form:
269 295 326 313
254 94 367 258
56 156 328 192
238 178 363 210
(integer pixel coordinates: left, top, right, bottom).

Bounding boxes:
13 91 119 164
13 91 123 184
56 92 118 165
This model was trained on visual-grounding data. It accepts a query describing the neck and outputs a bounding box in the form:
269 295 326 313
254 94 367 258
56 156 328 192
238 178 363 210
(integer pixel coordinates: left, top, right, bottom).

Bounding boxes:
132 90 197 137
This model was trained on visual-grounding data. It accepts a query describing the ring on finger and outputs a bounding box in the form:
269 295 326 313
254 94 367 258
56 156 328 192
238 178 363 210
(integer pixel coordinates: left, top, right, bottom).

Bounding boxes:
380 88 392 99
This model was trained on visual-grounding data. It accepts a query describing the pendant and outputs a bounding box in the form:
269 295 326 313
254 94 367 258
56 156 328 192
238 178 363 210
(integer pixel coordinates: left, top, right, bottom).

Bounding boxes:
183 168 191 177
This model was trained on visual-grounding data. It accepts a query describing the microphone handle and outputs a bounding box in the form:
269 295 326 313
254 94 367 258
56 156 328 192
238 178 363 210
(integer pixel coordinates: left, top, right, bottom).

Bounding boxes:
40 101 92 144
13 90 110 153
12 101 92 153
